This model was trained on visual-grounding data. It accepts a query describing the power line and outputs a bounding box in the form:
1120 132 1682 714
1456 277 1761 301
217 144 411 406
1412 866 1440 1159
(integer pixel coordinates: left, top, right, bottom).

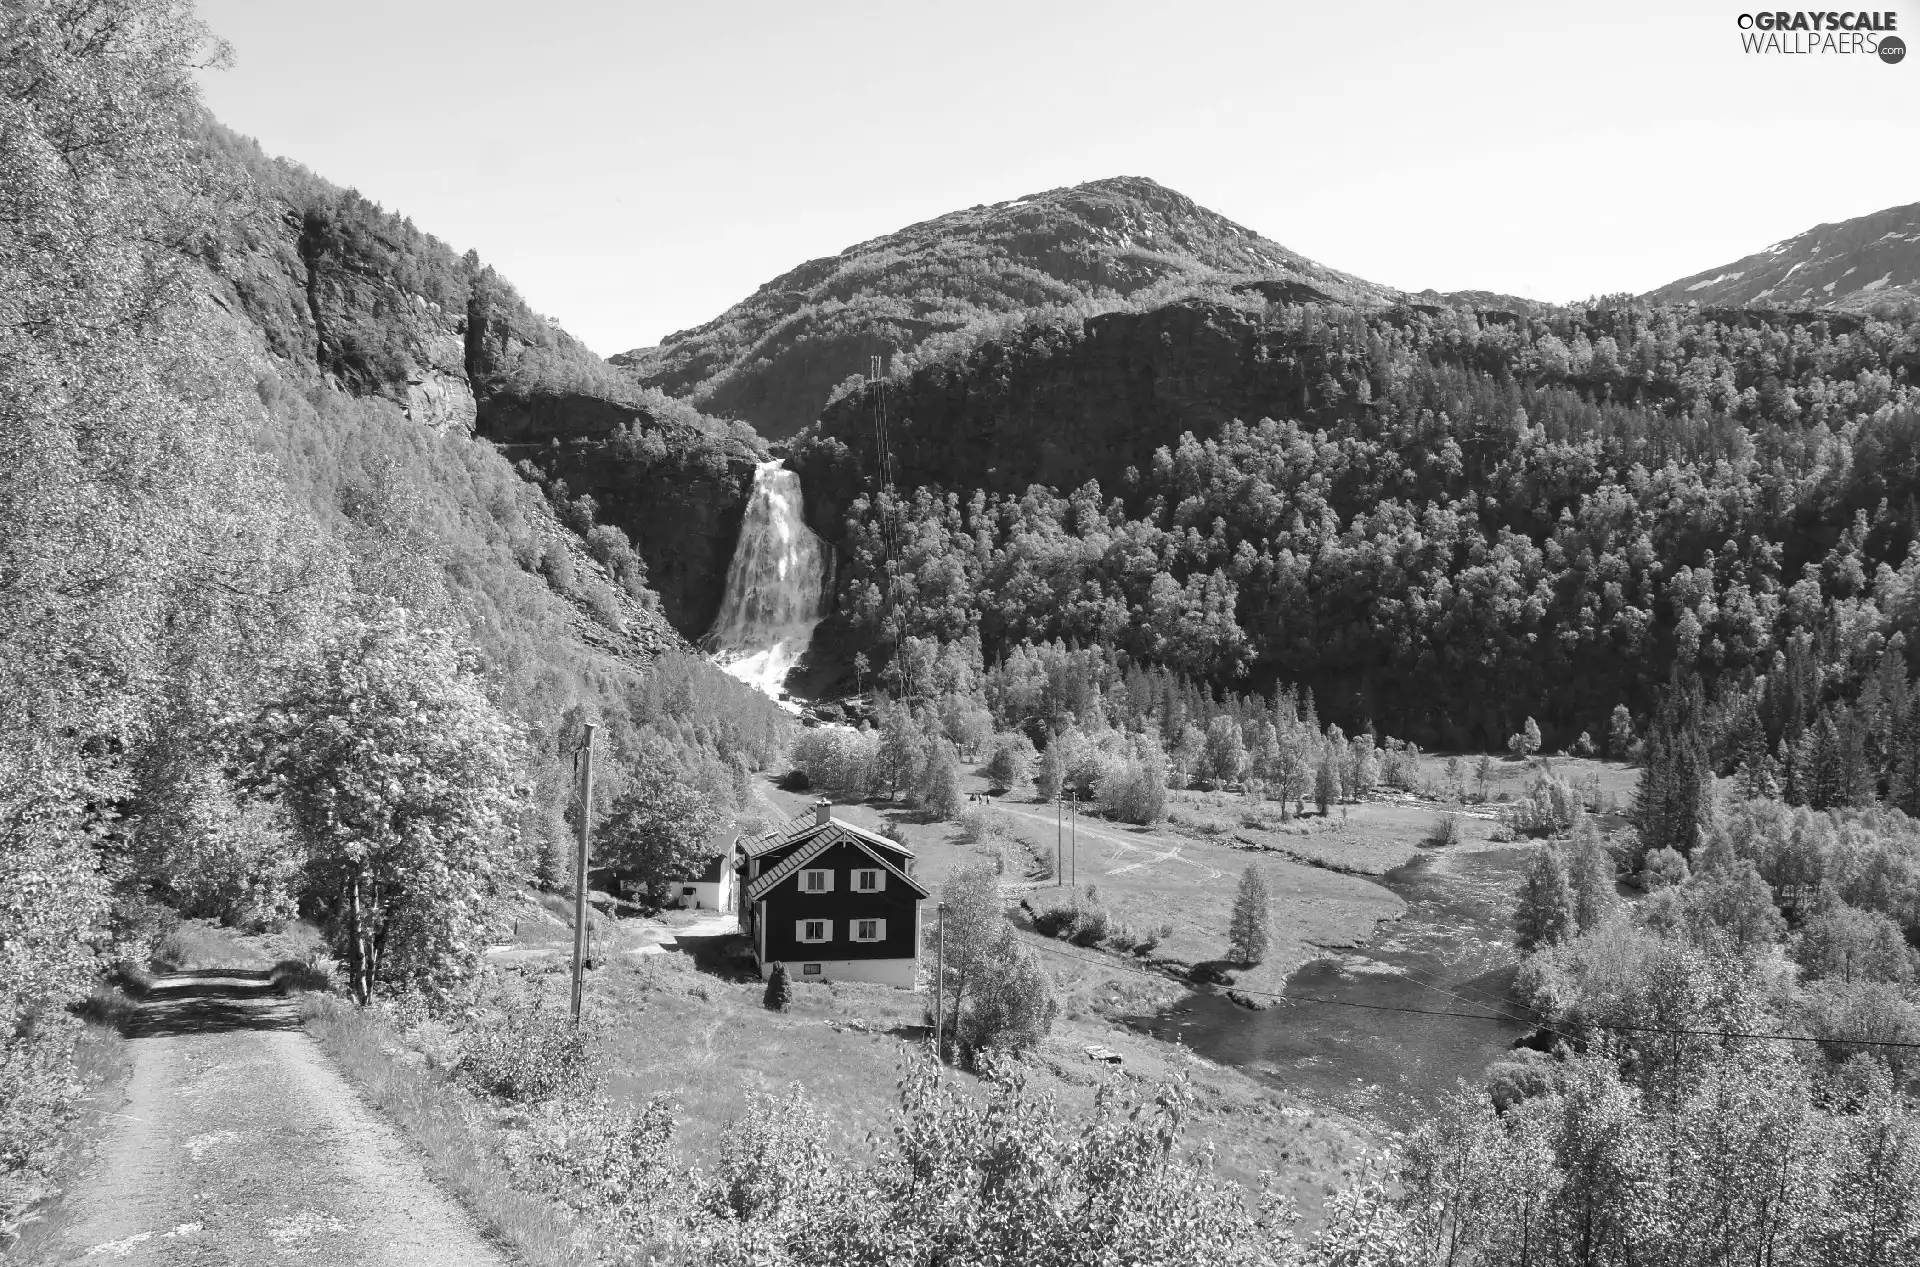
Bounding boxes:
1016 934 1920 1051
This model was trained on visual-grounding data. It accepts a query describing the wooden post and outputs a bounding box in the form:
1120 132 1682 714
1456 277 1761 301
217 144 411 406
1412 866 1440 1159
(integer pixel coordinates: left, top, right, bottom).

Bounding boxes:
1055 791 1062 883
1070 790 1078 886
570 723 596 1024
933 902 946 1065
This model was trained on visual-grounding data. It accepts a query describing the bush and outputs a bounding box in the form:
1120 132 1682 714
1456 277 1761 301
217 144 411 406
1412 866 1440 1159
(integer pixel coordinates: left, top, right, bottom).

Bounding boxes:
956 804 1013 846
1504 773 1581 835
764 962 793 1012
1030 884 1112 948
1641 845 1691 891
538 540 575 591
458 991 599 1102
1428 812 1465 848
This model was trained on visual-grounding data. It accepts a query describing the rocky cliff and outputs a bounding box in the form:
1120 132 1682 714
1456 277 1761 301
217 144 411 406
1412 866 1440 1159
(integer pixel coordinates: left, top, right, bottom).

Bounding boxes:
199 125 760 639
614 176 1397 441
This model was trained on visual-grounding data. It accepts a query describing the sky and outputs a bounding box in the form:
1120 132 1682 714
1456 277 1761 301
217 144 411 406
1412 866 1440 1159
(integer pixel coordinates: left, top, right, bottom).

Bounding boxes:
196 0 1919 357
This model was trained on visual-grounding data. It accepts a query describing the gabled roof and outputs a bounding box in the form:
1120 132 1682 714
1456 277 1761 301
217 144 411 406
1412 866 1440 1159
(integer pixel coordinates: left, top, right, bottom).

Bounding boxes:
742 812 915 863
745 821 928 903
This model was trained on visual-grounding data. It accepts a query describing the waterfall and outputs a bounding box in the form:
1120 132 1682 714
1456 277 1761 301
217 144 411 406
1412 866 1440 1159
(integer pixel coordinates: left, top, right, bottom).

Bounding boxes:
705 460 829 699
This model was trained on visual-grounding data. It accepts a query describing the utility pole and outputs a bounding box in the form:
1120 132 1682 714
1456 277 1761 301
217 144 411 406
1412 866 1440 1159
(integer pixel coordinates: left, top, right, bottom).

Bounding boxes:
933 901 947 1066
570 722 596 1024
1055 791 1063 885
1070 789 1078 886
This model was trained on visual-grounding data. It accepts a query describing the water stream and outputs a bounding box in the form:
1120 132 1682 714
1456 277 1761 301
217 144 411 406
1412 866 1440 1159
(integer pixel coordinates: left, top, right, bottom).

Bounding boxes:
705 460 830 699
1128 846 1535 1126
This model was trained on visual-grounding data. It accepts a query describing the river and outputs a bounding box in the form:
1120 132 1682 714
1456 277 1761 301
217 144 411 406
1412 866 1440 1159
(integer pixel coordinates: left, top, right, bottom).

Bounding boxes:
1127 844 1535 1126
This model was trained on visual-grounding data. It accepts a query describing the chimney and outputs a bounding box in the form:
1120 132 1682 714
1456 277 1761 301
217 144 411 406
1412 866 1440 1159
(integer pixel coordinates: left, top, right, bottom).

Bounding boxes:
814 798 833 827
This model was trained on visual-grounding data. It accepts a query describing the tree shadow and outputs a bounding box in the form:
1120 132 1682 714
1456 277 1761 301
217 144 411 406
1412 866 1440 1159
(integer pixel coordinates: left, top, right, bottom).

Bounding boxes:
116 969 307 1038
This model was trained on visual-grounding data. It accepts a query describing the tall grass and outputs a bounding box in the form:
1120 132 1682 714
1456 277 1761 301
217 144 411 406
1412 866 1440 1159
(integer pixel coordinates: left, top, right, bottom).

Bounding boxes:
302 996 590 1267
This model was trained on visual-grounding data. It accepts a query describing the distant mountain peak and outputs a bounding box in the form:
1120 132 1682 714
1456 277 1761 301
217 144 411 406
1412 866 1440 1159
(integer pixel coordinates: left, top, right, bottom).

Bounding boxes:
1644 202 1920 310
613 176 1393 440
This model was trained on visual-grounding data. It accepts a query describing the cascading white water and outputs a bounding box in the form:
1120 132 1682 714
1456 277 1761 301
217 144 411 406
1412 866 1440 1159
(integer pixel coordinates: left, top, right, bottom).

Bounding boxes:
705 460 829 700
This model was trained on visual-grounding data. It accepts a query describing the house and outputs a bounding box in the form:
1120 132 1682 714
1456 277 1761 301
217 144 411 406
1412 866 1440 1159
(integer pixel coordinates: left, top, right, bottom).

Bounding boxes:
670 840 738 912
738 798 927 987
601 840 737 912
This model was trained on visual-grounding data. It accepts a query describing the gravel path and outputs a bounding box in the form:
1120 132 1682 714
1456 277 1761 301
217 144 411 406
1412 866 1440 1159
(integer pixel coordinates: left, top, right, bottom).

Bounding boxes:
43 971 507 1266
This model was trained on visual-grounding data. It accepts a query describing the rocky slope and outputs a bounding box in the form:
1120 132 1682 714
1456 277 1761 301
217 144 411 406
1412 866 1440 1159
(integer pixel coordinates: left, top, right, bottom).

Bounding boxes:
613 176 1397 441
1644 201 1920 310
199 125 760 639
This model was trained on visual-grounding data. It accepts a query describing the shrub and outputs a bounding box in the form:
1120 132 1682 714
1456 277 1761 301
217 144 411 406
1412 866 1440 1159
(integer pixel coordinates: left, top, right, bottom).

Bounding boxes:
538 540 575 591
1504 773 1581 835
457 991 598 1102
956 804 1013 846
1066 902 1111 948
505 1092 678 1249
1428 812 1465 848
763 962 793 1012
1641 845 1691 890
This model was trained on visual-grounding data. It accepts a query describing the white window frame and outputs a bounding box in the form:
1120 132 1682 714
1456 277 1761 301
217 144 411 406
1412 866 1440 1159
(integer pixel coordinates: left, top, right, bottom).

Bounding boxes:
851 867 885 893
799 867 834 894
851 918 885 943
796 919 832 944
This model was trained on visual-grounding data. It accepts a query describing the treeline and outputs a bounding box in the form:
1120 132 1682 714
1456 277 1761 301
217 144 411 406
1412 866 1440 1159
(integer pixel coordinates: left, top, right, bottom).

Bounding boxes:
791 637 1423 824
796 291 1920 751
0 0 788 1224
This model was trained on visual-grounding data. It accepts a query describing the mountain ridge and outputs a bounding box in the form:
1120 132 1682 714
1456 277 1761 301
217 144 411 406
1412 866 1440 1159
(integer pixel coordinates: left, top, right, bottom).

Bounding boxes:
1643 201 1920 310
612 175 1399 439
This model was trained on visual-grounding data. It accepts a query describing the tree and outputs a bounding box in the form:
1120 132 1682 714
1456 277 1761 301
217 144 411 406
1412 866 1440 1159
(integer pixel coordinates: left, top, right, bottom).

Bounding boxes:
1633 671 1715 861
763 962 794 1012
1608 705 1635 759
1566 820 1616 934
1795 897 1912 985
1200 716 1249 791
1514 844 1577 950
1035 739 1065 802
983 732 1036 793
916 738 965 820
243 605 521 1004
597 756 725 908
933 863 1056 1060
1315 749 1338 815
1226 865 1272 966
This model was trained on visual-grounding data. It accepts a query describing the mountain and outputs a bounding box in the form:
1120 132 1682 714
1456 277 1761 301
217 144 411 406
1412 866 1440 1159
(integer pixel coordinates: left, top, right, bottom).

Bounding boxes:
1644 201 1920 309
612 176 1397 440
201 125 765 639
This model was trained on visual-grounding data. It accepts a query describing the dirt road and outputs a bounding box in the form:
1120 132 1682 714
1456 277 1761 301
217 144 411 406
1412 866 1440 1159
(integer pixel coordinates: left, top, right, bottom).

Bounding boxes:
39 970 505 1266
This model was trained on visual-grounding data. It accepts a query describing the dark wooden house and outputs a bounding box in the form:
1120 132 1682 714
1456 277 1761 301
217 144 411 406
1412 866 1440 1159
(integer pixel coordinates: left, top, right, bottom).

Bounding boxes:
739 799 927 987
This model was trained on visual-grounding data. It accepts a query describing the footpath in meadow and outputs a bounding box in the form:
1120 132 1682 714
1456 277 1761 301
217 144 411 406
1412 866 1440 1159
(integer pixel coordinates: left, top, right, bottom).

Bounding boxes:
42 967 504 1267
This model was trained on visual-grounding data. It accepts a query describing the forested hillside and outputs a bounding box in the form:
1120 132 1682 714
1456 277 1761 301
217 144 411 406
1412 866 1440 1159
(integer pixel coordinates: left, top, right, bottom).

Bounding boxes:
1 0 786 1224
612 175 1396 440
790 292 1920 753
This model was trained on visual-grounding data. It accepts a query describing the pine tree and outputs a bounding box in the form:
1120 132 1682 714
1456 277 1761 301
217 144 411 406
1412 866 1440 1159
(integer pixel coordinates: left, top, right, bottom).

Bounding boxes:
1523 716 1542 757
1226 865 1272 966
764 961 793 1012
1633 671 1714 859
1513 844 1577 950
